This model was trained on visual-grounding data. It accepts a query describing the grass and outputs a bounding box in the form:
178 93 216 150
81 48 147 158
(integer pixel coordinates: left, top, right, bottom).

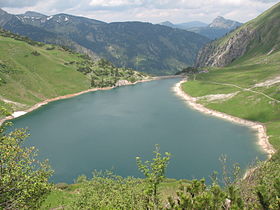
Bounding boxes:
0 33 147 113
182 54 280 151
0 36 89 110
40 189 76 210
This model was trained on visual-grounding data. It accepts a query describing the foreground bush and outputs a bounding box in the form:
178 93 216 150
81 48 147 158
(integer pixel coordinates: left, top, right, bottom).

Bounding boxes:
0 125 53 209
0 107 53 209
72 171 147 209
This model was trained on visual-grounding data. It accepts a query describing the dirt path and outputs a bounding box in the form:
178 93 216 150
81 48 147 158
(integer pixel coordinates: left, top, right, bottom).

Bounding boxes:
208 81 280 103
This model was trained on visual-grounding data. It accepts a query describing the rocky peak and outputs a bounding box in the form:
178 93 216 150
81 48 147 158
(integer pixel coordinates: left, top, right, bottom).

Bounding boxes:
209 16 241 29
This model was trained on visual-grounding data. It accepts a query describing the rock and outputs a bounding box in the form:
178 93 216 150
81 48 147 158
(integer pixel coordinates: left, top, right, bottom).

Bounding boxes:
196 27 256 67
224 198 231 210
115 80 131 87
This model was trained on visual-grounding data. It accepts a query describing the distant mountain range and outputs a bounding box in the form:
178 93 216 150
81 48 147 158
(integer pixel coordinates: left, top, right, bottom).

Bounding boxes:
160 17 242 40
160 21 208 30
0 9 210 75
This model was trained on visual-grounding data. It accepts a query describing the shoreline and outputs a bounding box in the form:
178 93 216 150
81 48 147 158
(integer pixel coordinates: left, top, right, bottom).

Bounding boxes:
173 79 276 158
0 75 181 125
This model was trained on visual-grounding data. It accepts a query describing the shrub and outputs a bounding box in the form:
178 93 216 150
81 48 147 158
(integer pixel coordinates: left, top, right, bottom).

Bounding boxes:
31 51 41 56
72 171 147 209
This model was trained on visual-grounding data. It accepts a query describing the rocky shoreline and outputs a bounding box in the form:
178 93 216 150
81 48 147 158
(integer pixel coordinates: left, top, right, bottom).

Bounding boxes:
173 79 276 158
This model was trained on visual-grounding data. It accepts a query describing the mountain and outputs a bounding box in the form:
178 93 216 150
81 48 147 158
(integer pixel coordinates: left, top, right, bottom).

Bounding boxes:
160 17 241 40
187 16 242 40
18 11 47 18
0 8 64 44
0 29 147 112
160 21 175 28
196 2 280 67
0 9 210 75
208 16 241 29
160 21 207 29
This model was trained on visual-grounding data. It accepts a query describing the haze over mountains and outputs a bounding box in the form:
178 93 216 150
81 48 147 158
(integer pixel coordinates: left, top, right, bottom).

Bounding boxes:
160 16 242 40
159 21 208 30
0 8 209 75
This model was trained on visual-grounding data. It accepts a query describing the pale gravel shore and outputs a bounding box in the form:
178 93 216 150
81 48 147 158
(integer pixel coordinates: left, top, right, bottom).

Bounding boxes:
173 79 276 158
0 75 182 126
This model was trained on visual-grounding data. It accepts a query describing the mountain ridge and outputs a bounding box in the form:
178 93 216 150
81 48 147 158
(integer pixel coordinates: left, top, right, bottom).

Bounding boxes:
187 16 242 40
0 9 209 75
160 16 242 40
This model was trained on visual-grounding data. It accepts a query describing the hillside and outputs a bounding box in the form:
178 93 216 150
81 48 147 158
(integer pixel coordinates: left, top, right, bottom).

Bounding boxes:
196 2 280 67
0 29 147 113
0 9 210 76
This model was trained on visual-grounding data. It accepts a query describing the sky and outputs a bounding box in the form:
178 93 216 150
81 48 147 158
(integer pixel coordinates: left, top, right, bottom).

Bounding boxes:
0 0 279 24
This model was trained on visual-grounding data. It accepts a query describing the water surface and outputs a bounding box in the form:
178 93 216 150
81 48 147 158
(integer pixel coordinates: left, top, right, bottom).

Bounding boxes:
11 78 266 183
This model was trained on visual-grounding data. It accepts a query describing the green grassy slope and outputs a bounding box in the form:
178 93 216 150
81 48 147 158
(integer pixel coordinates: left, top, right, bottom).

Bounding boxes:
227 1 280 51
0 29 147 113
183 52 280 149
232 2 280 63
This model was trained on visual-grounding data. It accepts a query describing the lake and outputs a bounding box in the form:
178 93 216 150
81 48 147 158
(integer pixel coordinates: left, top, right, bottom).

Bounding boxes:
10 78 266 183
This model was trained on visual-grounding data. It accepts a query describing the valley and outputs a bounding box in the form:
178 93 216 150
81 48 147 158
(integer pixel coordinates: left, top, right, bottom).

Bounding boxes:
0 1 280 209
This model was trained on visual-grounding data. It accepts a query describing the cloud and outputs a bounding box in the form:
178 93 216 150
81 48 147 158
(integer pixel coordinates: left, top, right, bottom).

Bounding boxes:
255 0 279 2
0 0 40 8
1 0 279 23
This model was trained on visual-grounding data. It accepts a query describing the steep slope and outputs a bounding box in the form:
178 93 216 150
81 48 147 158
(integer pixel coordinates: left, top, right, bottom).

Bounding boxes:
196 2 280 67
0 9 210 75
0 29 147 113
187 16 242 40
77 22 209 75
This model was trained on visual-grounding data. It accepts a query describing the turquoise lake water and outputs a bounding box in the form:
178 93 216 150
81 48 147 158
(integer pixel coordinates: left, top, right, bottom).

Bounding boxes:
10 78 266 183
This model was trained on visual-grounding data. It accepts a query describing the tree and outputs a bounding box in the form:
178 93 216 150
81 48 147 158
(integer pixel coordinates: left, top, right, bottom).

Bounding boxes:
167 179 227 209
136 145 171 208
0 108 53 209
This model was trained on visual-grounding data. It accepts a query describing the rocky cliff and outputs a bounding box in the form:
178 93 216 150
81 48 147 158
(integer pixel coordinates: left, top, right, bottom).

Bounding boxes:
195 27 256 67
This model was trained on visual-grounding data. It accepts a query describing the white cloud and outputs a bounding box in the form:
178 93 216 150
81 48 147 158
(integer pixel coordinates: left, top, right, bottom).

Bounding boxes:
89 0 141 7
2 0 279 23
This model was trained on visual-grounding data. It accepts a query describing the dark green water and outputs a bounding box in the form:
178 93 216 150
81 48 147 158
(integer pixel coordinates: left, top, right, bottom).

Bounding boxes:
11 78 266 183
